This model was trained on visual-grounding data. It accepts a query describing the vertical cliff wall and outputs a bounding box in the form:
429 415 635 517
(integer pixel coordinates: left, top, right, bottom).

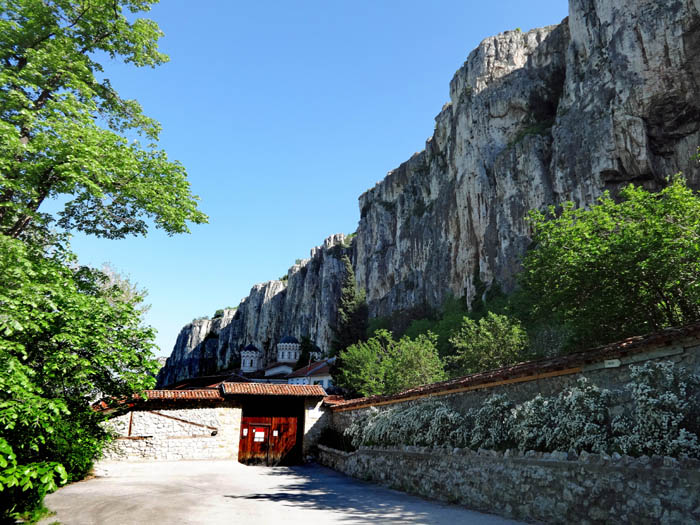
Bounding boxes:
355 0 700 318
158 0 700 386
157 235 349 387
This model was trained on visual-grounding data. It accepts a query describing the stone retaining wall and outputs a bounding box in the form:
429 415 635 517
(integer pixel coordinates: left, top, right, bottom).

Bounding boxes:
317 445 700 524
102 406 241 461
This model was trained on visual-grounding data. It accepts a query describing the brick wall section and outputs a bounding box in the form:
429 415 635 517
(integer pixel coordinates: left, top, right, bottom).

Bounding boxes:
102 406 241 461
318 445 700 524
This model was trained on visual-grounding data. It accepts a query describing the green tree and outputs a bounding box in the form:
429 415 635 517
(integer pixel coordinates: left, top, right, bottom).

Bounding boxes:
446 312 529 376
294 335 315 369
403 295 469 358
0 236 158 520
521 177 700 348
0 0 207 240
332 255 368 354
336 330 446 397
0 1 204 518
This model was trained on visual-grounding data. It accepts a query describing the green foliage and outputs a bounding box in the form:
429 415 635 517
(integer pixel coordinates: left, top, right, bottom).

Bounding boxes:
403 295 469 359
0 1 207 519
522 177 700 348
0 236 158 519
294 335 315 369
0 0 207 240
317 427 356 452
335 330 446 397
213 309 224 319
331 255 368 355
446 312 529 376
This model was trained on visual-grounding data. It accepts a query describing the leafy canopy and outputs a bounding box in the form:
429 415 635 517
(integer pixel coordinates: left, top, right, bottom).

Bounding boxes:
521 177 700 347
336 329 446 397
0 0 207 239
446 312 529 376
0 235 158 518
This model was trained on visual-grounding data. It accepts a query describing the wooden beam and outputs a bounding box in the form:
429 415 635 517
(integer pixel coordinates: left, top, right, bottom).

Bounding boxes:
333 367 583 412
147 410 218 431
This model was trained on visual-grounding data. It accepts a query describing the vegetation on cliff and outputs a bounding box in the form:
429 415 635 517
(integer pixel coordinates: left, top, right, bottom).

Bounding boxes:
521 176 700 348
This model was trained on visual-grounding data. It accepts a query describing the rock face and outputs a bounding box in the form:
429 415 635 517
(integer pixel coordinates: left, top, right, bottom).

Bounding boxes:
157 235 349 387
356 0 700 318
159 0 700 385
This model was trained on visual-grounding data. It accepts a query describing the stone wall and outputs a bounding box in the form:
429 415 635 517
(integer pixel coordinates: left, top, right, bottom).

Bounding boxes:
102 406 241 461
303 398 331 456
318 445 700 524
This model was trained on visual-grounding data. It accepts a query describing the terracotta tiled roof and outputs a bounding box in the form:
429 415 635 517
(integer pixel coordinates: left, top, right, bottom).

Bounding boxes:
322 395 346 406
142 389 224 400
288 357 335 378
220 383 326 396
331 321 700 411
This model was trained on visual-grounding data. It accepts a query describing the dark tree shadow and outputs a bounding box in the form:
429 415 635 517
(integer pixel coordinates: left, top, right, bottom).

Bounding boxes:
224 462 516 524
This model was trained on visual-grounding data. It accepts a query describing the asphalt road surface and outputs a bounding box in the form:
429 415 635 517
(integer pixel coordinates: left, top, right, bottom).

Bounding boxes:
41 460 523 525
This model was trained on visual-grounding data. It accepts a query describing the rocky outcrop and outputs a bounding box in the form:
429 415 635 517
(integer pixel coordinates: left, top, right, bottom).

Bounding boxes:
356 0 700 318
159 0 700 384
157 235 349 387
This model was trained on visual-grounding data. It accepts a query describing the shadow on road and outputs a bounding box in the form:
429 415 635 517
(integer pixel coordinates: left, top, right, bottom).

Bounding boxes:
224 463 500 524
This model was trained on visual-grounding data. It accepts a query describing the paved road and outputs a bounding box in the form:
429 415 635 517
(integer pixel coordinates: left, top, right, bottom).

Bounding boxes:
41 460 522 525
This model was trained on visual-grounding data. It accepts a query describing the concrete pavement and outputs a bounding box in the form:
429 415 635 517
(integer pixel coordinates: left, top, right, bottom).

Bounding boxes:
41 460 523 524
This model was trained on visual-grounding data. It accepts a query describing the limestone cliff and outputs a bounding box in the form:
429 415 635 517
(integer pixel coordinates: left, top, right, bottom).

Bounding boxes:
356 0 700 318
158 0 700 386
157 235 349 387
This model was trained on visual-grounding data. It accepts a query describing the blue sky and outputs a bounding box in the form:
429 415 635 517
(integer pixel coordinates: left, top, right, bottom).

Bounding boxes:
66 0 569 356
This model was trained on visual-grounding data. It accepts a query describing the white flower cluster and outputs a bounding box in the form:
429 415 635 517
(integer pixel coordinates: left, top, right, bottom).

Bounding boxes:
612 360 700 457
346 402 468 449
345 361 700 458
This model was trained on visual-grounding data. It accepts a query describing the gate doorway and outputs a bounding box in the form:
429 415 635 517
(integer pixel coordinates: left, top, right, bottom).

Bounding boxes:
238 416 298 465
237 395 305 466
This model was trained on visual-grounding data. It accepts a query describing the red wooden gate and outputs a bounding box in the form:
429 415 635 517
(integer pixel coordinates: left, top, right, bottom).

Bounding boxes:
238 416 298 465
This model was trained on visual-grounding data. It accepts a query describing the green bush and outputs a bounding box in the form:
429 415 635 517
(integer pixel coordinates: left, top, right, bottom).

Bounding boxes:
335 330 446 397
447 312 529 376
345 401 467 449
522 177 700 349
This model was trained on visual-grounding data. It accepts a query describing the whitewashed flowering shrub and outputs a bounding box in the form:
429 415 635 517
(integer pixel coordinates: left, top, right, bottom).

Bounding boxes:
612 361 700 458
547 378 613 453
344 401 467 448
510 394 555 451
341 361 700 459
467 394 515 450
